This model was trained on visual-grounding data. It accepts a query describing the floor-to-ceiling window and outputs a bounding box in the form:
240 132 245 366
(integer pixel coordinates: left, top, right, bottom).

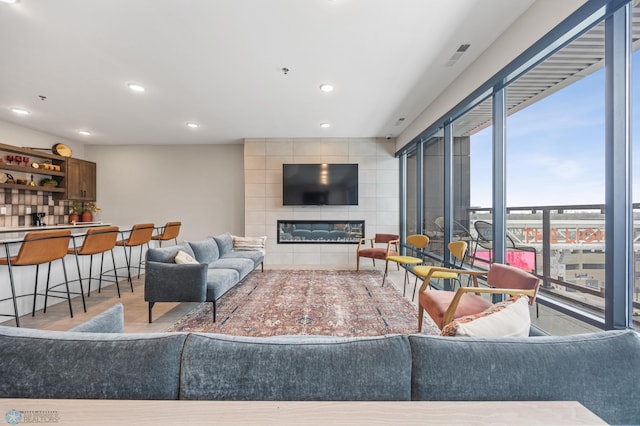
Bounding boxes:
504 22 606 333
406 149 418 236
631 5 640 330
397 0 637 333
455 99 492 270
422 132 445 258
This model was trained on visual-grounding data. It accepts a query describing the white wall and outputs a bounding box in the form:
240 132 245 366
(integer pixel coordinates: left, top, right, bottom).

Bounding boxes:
0 120 246 239
398 0 586 150
0 119 86 159
244 138 398 267
86 144 245 242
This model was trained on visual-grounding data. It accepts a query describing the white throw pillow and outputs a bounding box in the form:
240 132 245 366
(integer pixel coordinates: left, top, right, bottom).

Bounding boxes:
441 295 531 337
232 235 267 252
174 250 199 265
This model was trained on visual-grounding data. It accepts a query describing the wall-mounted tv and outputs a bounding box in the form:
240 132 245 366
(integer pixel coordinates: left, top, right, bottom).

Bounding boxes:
282 163 358 206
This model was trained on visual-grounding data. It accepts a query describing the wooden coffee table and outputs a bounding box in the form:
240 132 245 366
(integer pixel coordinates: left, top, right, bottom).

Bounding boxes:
0 399 606 425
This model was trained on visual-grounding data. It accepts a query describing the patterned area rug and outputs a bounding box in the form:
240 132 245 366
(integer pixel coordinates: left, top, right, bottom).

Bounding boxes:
167 269 439 337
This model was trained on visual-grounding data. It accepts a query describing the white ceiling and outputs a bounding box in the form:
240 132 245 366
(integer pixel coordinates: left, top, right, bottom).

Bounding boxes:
0 0 534 145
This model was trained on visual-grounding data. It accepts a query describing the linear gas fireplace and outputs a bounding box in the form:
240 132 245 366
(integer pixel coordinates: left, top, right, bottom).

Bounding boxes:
277 220 364 244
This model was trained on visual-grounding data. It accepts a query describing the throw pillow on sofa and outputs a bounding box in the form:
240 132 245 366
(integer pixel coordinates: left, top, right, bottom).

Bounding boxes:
440 295 531 337
174 250 199 265
232 235 266 252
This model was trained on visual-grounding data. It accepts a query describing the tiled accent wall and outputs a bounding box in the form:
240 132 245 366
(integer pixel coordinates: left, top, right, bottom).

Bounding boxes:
244 138 399 267
0 189 70 227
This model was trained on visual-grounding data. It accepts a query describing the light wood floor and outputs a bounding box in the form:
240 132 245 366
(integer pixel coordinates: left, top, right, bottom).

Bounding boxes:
1 264 414 333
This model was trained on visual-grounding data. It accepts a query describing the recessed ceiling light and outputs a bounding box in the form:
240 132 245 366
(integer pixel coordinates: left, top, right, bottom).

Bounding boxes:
0 0 19 4
319 84 334 93
320 122 331 128
10 107 29 115
127 83 145 92
186 122 199 129
78 130 91 136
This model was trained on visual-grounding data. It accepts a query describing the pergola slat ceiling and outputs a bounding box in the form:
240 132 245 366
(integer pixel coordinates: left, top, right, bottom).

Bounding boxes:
451 8 640 138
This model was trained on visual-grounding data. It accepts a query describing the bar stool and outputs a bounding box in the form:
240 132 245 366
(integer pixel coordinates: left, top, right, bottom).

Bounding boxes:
150 221 181 247
116 223 155 289
0 229 73 327
68 226 121 297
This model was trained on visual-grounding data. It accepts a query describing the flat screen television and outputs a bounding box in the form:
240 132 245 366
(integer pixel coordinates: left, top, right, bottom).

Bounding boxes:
282 163 358 206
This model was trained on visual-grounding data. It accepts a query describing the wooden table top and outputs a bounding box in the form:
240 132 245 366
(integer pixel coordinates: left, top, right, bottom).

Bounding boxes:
0 399 606 425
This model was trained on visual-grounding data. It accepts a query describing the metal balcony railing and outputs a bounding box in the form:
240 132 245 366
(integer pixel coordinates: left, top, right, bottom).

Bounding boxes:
460 203 640 326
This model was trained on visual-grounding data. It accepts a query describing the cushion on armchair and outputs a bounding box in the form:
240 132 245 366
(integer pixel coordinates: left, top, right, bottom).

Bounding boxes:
440 295 530 337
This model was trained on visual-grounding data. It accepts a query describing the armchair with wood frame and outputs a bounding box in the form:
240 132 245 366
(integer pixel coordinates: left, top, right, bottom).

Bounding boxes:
356 233 399 273
417 262 540 332
384 234 429 292
411 240 468 301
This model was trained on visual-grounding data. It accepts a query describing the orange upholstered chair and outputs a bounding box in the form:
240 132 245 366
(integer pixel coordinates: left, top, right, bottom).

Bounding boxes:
116 223 155 289
151 221 181 247
68 226 120 297
356 233 399 272
0 229 73 327
418 262 539 332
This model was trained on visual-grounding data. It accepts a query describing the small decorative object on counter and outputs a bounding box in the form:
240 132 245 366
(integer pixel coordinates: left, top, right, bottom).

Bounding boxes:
81 202 100 223
28 175 36 187
69 201 83 224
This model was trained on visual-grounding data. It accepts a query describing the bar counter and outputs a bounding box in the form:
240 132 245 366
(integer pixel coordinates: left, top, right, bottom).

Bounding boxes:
0 222 110 241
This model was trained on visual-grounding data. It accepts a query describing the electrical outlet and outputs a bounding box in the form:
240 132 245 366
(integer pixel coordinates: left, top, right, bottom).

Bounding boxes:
26 207 31 214
0 207 6 215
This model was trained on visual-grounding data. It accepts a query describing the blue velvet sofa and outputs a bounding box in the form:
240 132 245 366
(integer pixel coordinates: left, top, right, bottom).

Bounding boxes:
144 232 264 323
0 303 639 425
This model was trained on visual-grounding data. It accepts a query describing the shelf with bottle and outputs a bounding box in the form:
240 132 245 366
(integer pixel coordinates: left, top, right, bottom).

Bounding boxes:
0 143 66 193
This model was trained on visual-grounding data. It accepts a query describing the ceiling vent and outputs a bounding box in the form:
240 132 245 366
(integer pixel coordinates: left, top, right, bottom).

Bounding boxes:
445 44 471 67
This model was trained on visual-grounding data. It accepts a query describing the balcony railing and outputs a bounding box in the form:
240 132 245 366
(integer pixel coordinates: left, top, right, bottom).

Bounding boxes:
419 203 640 328
458 204 640 326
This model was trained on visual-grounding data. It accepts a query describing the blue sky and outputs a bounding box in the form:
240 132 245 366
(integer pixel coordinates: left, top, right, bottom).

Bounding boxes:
469 51 639 208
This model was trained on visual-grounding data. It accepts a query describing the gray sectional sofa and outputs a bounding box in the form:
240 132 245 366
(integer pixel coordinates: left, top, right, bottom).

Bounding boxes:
1 303 639 425
144 232 264 323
